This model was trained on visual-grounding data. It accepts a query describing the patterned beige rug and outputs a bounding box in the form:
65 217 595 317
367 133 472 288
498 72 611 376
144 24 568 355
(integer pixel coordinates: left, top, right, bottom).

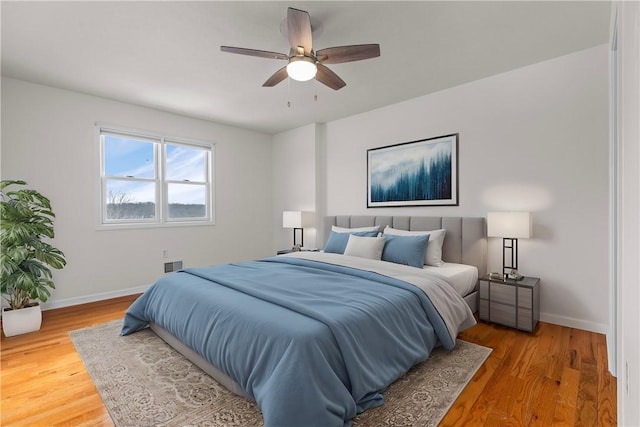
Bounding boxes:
70 320 491 427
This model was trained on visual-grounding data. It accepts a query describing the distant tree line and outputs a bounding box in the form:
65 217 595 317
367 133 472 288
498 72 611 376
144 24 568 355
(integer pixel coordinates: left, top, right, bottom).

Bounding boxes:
371 152 452 202
106 202 205 219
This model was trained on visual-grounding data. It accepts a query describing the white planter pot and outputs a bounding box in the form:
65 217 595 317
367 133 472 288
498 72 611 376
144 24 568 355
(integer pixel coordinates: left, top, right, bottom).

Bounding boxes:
2 304 42 337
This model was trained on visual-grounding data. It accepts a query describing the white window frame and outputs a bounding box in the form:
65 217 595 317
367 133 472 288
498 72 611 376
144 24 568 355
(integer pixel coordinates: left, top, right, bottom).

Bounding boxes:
96 124 215 229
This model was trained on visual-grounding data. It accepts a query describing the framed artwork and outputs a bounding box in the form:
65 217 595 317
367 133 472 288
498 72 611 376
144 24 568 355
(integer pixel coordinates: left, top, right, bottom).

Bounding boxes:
367 133 458 207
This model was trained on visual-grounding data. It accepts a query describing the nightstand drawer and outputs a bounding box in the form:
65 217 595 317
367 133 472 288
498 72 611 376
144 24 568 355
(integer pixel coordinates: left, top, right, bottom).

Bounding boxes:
479 299 489 319
479 281 489 299
488 283 516 306
489 301 517 328
518 308 533 331
518 287 533 309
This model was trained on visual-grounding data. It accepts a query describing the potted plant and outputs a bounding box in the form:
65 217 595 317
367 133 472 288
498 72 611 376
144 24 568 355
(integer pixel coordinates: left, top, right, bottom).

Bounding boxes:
1 180 66 337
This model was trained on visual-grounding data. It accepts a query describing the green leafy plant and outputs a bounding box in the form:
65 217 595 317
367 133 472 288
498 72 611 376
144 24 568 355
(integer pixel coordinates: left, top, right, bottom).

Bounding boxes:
0 180 66 310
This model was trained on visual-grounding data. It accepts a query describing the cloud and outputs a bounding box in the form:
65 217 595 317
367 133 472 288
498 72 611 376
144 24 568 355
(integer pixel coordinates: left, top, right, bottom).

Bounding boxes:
166 145 207 182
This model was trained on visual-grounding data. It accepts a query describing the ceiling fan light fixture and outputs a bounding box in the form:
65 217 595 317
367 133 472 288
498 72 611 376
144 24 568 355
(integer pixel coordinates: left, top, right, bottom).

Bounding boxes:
286 56 317 82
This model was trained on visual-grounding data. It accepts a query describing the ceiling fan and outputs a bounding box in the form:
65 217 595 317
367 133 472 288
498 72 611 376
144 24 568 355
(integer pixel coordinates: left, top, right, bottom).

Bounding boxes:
220 7 380 90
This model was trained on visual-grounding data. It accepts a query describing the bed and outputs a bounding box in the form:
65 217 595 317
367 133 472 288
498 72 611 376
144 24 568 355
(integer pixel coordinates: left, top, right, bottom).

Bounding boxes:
324 215 487 312
121 215 486 427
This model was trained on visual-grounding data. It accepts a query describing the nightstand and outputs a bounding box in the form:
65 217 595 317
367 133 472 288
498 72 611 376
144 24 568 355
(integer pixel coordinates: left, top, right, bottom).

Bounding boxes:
277 248 320 255
478 275 540 332
277 249 294 255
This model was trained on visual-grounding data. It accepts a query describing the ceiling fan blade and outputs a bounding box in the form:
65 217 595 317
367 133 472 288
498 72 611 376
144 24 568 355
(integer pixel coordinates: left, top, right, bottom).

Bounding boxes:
221 46 288 60
315 63 346 90
287 7 313 54
262 66 289 87
316 44 381 64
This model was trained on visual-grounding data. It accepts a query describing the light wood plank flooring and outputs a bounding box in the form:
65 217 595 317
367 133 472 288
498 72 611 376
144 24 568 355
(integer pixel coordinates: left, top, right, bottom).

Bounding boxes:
1 295 616 426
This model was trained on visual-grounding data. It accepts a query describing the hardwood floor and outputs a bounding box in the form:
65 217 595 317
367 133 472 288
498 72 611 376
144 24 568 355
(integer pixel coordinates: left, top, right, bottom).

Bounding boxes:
1 296 616 426
445 321 616 426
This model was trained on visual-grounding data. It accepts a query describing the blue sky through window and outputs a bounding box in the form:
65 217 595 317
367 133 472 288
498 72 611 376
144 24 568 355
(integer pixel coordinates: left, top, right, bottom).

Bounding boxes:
104 135 155 178
166 144 206 182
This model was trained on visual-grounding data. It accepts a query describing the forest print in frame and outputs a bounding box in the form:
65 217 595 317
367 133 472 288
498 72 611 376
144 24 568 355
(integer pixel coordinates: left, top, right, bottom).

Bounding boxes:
367 134 459 207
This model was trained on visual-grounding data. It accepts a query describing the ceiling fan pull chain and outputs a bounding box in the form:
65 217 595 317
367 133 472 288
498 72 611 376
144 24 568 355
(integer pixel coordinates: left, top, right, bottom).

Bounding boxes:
287 77 291 108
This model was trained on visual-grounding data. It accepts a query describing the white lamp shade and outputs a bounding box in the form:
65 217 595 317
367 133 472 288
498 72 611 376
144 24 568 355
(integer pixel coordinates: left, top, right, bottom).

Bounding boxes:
282 211 302 228
286 57 317 82
487 212 532 238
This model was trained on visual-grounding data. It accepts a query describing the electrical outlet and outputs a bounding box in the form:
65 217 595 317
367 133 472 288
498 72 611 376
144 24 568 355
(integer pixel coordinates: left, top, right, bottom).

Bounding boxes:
626 361 630 396
162 249 168 259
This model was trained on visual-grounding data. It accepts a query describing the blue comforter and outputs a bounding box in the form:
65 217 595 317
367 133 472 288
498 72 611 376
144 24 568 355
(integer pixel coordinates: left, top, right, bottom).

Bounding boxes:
121 256 460 427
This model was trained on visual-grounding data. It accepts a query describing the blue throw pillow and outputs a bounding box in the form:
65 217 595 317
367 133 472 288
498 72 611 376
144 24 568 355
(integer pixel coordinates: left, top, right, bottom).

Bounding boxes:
324 230 379 254
381 233 430 268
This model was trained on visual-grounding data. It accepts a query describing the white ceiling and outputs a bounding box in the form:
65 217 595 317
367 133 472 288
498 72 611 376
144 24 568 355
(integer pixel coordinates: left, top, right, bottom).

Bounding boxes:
1 1 610 135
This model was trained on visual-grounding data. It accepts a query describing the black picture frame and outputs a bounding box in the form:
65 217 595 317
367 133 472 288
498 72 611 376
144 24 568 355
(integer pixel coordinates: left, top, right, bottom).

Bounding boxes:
367 133 459 207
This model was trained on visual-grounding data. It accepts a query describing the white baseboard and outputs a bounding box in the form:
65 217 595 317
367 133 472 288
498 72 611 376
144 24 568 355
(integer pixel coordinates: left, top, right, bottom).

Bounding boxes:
540 312 608 335
41 284 152 311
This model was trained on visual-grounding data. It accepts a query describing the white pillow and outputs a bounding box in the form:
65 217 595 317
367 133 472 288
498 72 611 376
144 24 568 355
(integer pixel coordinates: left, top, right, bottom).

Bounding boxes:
343 234 386 260
332 225 380 233
383 226 446 266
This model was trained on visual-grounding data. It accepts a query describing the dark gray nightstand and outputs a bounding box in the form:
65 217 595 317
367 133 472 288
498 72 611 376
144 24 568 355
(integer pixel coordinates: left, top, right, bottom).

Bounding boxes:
478 275 540 332
277 249 295 255
277 248 320 255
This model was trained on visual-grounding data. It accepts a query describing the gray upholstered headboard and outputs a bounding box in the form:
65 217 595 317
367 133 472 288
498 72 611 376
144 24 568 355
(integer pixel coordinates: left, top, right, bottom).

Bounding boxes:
324 216 487 277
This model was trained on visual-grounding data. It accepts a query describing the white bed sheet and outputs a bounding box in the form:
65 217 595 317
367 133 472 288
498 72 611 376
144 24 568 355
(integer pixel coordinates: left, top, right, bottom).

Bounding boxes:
316 250 479 297
422 262 478 297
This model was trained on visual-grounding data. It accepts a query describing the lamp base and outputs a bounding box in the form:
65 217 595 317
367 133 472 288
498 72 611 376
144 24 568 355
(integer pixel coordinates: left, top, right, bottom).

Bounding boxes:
292 227 303 249
502 238 523 280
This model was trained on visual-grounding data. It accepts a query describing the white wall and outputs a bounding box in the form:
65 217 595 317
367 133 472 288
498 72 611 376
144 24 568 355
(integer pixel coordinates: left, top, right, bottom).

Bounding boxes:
317 45 609 333
272 123 320 251
1 77 274 307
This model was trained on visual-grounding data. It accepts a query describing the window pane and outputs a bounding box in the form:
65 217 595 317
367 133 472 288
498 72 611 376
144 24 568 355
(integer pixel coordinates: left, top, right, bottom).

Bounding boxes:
104 135 155 178
166 144 207 182
167 183 206 219
105 180 156 220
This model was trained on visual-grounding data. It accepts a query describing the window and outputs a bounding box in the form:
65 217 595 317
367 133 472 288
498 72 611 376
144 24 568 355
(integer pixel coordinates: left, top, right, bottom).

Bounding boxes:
98 125 214 228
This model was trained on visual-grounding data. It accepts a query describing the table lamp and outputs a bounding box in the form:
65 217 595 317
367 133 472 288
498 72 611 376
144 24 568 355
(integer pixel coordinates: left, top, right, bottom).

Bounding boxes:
487 212 532 280
282 211 303 250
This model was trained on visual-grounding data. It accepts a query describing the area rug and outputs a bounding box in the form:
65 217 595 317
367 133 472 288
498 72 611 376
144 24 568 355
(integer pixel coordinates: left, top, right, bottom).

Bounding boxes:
70 320 491 427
